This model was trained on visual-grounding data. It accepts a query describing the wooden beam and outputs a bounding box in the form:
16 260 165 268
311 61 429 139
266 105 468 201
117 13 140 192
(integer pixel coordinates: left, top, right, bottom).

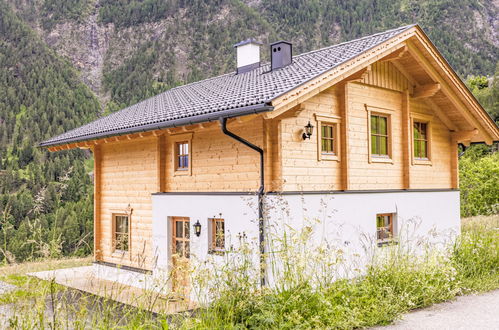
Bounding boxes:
401 90 411 189
343 65 371 82
451 129 478 146
338 83 350 191
391 60 458 131
156 135 167 192
412 83 440 99
450 136 459 189
379 45 408 62
406 40 488 136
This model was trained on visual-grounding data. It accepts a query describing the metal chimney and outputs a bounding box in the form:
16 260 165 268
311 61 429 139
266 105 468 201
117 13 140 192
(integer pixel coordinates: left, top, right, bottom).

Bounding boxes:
270 41 292 71
234 39 262 74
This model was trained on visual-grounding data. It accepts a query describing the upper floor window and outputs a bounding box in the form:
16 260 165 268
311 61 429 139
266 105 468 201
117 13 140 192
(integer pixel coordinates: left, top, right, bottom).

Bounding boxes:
321 124 336 155
209 218 225 253
314 114 341 162
114 214 129 252
176 141 189 171
370 114 389 156
413 121 428 159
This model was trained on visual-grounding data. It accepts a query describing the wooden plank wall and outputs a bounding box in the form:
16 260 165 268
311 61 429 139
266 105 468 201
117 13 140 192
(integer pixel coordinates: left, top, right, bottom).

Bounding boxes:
99 137 157 269
279 60 454 191
165 118 263 192
280 88 343 191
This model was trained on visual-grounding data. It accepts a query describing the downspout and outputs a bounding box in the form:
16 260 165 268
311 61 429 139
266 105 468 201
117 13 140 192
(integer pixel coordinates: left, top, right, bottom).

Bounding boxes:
219 117 266 286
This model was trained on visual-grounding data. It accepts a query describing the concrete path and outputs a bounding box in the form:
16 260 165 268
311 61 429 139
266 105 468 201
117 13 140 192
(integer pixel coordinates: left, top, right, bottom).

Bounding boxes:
374 289 499 330
28 266 194 314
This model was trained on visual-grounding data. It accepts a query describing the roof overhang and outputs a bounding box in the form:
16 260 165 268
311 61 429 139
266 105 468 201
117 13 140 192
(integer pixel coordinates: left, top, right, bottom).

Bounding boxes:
40 102 274 149
267 25 499 144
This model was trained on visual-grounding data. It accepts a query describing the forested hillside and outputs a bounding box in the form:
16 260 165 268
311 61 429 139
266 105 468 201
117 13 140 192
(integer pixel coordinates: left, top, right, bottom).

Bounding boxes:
0 0 498 263
0 1 98 262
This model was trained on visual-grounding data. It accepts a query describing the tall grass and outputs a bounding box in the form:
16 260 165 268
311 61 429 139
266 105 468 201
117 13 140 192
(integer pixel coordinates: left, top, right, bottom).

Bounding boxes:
0 216 497 329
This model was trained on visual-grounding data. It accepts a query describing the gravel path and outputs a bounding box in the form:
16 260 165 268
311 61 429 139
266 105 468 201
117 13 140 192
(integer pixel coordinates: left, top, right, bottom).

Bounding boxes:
373 289 499 330
0 281 17 295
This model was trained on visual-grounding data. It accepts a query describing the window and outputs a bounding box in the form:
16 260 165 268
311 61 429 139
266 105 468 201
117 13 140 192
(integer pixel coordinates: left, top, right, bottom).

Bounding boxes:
371 114 389 156
210 218 225 253
114 214 129 251
411 114 433 165
171 133 193 175
314 114 341 161
376 213 395 246
413 122 428 159
321 124 335 154
366 105 394 163
176 142 189 170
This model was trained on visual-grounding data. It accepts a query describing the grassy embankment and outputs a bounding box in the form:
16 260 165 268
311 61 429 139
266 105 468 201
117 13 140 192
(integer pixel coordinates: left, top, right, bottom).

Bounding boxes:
0 215 497 329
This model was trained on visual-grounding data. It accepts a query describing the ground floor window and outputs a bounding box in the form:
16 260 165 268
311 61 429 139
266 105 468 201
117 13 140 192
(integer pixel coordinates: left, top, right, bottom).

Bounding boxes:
209 218 225 253
114 214 129 251
376 213 395 246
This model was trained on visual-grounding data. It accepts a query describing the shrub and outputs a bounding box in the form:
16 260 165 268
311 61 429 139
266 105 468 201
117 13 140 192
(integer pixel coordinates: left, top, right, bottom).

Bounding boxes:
459 147 499 217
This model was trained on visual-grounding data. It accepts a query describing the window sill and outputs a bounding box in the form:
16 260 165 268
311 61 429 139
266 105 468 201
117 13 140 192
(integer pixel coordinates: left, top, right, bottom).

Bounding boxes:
174 169 191 176
413 158 432 166
370 156 393 164
112 250 129 258
320 153 339 161
377 240 398 247
208 249 225 256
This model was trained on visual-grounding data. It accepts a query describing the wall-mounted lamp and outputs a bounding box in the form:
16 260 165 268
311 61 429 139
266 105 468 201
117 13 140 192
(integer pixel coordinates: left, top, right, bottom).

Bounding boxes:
302 121 314 140
193 220 202 237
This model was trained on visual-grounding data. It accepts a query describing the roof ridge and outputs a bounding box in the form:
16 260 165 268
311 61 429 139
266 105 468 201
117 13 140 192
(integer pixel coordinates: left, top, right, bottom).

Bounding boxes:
293 24 417 60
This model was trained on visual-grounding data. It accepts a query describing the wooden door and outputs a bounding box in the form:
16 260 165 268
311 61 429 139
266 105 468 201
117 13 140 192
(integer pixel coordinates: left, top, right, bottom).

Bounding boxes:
171 217 190 297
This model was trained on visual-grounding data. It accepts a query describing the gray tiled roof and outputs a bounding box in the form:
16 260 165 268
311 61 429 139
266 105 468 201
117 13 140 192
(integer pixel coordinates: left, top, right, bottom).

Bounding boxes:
40 25 414 147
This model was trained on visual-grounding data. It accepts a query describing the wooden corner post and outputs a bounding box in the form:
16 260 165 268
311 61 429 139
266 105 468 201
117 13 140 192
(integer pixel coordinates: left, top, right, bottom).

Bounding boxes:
401 90 411 189
93 144 102 261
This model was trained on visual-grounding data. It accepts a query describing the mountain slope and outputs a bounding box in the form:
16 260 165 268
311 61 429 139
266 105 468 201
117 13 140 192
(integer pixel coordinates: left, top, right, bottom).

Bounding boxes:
6 0 499 110
0 0 99 262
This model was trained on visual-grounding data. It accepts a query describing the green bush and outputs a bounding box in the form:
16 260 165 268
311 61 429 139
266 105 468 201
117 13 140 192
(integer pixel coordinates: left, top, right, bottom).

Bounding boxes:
459 147 499 217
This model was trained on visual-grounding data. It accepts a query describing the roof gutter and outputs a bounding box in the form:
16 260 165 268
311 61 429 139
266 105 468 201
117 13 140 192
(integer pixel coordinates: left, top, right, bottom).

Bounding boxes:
39 103 274 147
219 117 266 287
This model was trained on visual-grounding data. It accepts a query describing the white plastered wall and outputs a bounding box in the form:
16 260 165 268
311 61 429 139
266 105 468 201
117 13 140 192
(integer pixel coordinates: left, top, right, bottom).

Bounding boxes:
94 190 460 302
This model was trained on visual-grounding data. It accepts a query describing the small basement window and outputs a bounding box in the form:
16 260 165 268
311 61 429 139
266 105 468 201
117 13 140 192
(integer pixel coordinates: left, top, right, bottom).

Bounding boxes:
209 218 225 253
114 214 129 252
376 213 396 246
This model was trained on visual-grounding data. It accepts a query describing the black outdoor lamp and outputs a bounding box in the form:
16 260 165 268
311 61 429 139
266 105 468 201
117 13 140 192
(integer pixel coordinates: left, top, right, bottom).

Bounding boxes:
302 121 314 140
193 220 202 237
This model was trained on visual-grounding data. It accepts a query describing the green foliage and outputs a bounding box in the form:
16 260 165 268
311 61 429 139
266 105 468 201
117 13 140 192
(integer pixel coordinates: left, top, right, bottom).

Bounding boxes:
183 217 498 329
453 216 499 291
0 1 99 263
459 146 499 217
41 0 90 30
467 63 499 123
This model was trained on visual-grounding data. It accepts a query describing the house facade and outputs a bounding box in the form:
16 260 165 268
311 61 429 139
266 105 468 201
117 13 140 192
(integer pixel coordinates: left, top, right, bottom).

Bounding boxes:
41 25 499 297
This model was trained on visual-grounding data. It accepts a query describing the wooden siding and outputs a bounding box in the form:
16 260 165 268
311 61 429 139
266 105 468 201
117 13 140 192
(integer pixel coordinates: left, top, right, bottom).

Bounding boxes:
280 87 343 191
99 137 157 269
279 59 454 191
165 118 263 192
360 61 410 93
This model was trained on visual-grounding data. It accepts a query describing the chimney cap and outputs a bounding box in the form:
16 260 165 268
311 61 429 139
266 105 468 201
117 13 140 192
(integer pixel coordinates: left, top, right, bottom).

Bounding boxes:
234 38 263 48
270 40 292 47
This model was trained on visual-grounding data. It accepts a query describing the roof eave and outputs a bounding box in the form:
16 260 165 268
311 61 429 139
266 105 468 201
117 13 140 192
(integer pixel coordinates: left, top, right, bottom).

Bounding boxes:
39 102 274 148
